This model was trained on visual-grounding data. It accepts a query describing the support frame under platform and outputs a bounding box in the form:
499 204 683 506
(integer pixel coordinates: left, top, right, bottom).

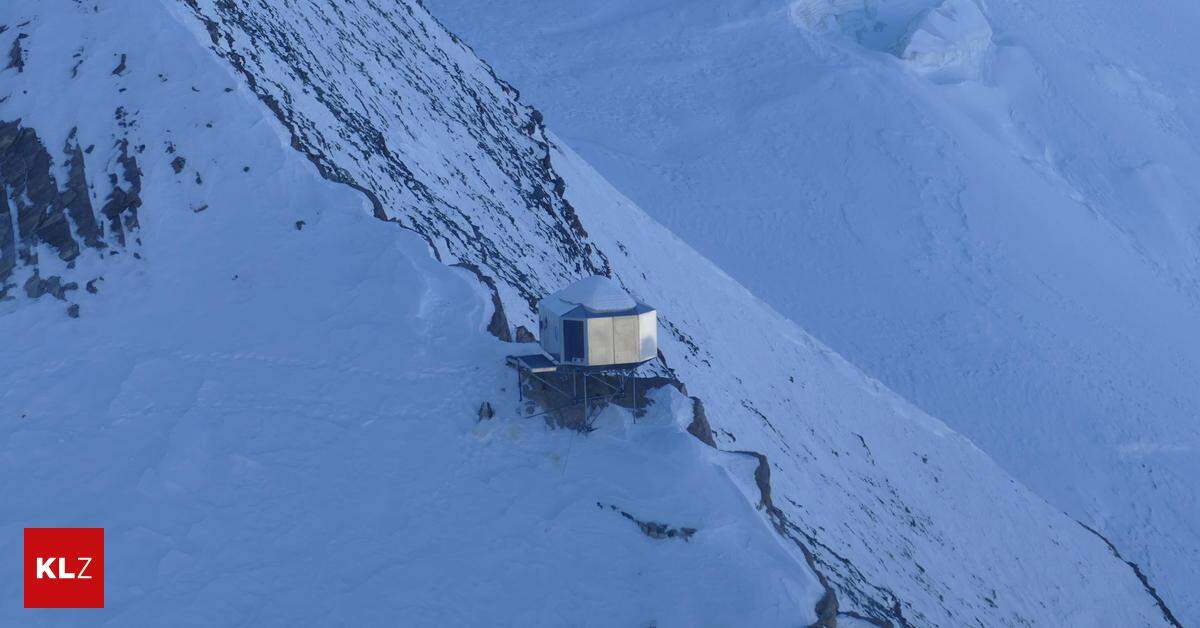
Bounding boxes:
506 353 646 429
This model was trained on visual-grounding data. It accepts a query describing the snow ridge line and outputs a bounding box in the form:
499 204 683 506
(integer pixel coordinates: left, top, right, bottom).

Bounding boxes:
1078 522 1183 628
173 0 445 263
175 0 610 315
685 387 906 624
731 449 911 628
165 2 909 622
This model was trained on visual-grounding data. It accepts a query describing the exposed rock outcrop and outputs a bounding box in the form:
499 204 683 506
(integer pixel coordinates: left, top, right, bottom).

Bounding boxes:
0 120 140 300
179 0 611 321
597 502 697 542
686 396 717 448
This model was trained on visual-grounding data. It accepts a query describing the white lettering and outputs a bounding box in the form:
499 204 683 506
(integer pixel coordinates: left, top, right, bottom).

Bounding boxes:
33 556 95 579
76 557 93 580
36 557 56 579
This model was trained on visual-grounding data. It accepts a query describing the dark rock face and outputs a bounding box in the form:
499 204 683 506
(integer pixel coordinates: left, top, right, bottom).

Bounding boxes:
514 325 536 343
686 396 717 448
100 139 142 247
0 121 78 270
0 171 13 293
62 129 104 250
23 274 78 300
5 32 25 73
0 120 138 299
111 53 127 76
597 502 697 542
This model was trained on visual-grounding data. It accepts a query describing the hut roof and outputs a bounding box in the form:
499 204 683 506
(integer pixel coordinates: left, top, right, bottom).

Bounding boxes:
547 275 637 314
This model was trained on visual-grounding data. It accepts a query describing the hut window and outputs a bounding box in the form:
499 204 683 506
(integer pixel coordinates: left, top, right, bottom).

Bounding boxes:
563 320 585 362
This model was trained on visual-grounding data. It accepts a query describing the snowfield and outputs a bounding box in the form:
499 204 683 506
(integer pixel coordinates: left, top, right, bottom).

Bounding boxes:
1 183 821 626
0 1 1186 626
0 7 821 625
428 0 1200 621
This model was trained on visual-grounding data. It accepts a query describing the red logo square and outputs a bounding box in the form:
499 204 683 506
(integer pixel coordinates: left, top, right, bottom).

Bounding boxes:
23 528 104 609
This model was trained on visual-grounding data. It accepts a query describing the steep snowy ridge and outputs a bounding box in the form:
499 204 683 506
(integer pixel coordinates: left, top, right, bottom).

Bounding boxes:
427 0 1200 621
552 139 1176 626
0 1 1181 626
174 0 607 319
0 3 820 625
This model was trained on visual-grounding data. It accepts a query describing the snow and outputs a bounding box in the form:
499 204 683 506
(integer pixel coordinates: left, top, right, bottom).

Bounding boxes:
0 0 1186 625
898 0 993 82
550 134 1173 626
426 0 1200 620
1 208 818 625
0 4 820 625
547 275 637 313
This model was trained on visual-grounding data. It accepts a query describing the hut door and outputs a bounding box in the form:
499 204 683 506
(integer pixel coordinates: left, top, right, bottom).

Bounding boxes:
563 320 585 362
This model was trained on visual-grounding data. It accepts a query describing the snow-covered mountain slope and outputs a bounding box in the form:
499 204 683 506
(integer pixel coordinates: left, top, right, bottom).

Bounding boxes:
554 138 1178 627
0 150 820 626
0 1 1180 626
0 5 822 626
425 0 1200 620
